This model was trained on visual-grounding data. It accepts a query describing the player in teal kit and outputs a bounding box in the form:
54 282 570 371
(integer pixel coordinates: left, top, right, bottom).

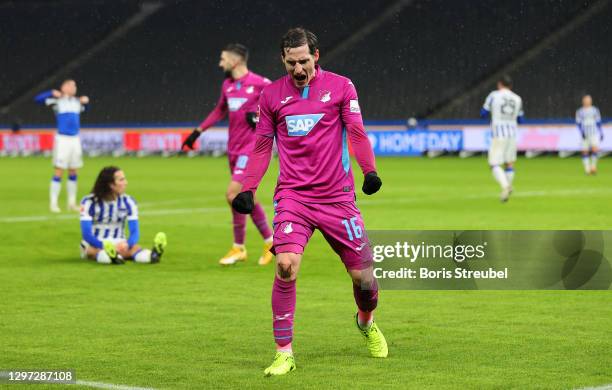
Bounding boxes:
182 44 274 266
232 28 387 376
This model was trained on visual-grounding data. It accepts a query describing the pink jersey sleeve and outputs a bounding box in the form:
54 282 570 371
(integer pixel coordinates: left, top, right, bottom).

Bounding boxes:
347 122 376 175
198 86 228 130
341 80 363 125
241 89 275 193
341 80 375 175
255 89 275 137
241 135 273 193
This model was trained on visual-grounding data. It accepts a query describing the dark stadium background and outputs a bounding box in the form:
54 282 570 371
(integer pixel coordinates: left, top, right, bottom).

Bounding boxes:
1 0 611 126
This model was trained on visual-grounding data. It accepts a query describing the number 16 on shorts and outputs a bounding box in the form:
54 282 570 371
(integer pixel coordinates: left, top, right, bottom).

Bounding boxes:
342 217 363 241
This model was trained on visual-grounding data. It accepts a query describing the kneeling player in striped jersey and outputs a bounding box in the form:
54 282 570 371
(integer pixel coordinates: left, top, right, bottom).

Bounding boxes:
79 166 167 265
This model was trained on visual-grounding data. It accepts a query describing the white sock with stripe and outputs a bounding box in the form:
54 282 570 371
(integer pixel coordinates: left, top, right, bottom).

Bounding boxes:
505 168 514 186
492 166 509 189
67 175 78 207
590 153 598 170
50 177 61 208
582 155 591 173
96 251 111 264
134 249 152 263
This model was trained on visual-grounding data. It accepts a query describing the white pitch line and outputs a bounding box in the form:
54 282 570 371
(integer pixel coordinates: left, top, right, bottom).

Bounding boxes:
577 384 612 390
75 380 157 390
136 206 227 217
358 187 612 205
0 206 227 223
3 187 612 223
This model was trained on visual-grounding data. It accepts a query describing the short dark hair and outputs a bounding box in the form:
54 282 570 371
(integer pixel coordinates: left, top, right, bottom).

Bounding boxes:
92 166 120 201
280 27 319 57
224 43 248 62
499 75 513 88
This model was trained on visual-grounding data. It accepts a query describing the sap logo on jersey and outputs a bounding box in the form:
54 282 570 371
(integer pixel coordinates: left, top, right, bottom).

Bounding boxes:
228 97 248 112
285 114 324 136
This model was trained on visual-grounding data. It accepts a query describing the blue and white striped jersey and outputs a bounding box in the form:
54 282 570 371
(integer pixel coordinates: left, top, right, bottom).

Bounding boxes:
576 106 602 137
80 194 138 241
34 91 86 136
483 89 524 139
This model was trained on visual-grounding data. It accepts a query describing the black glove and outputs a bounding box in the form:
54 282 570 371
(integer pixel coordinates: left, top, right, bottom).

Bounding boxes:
362 171 382 195
246 112 258 129
182 129 201 150
232 191 254 214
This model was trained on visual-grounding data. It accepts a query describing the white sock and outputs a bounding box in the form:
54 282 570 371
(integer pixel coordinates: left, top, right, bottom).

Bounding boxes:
505 168 514 186
134 249 152 263
96 251 111 264
67 178 77 206
276 345 293 354
358 317 374 329
264 236 273 244
233 243 246 250
50 178 61 207
492 166 509 189
582 156 591 173
590 154 598 170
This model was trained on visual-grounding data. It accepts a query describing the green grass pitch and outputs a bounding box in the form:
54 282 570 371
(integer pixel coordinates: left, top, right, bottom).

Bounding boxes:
0 156 610 389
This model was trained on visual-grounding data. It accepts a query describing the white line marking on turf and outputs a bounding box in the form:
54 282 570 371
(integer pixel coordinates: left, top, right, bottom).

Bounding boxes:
0 372 156 390
75 380 157 390
0 207 227 223
4 187 612 223
577 384 612 390
358 187 612 205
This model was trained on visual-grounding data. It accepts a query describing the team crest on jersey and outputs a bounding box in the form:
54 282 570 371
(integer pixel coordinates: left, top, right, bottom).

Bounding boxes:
286 114 324 136
246 85 254 94
227 97 248 112
319 90 331 103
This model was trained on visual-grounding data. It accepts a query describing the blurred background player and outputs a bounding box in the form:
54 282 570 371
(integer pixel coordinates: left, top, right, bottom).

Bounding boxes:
182 43 273 266
232 28 386 376
576 94 603 175
34 79 89 213
79 166 167 265
481 75 524 202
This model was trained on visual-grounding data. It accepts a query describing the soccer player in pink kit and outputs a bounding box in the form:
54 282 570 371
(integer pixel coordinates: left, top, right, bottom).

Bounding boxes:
182 44 274 266
232 28 387 376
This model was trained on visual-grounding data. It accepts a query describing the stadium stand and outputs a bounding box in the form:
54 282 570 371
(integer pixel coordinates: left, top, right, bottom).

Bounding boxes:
2 0 609 124
326 0 592 119
490 2 612 119
0 1 139 105
6 0 394 124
